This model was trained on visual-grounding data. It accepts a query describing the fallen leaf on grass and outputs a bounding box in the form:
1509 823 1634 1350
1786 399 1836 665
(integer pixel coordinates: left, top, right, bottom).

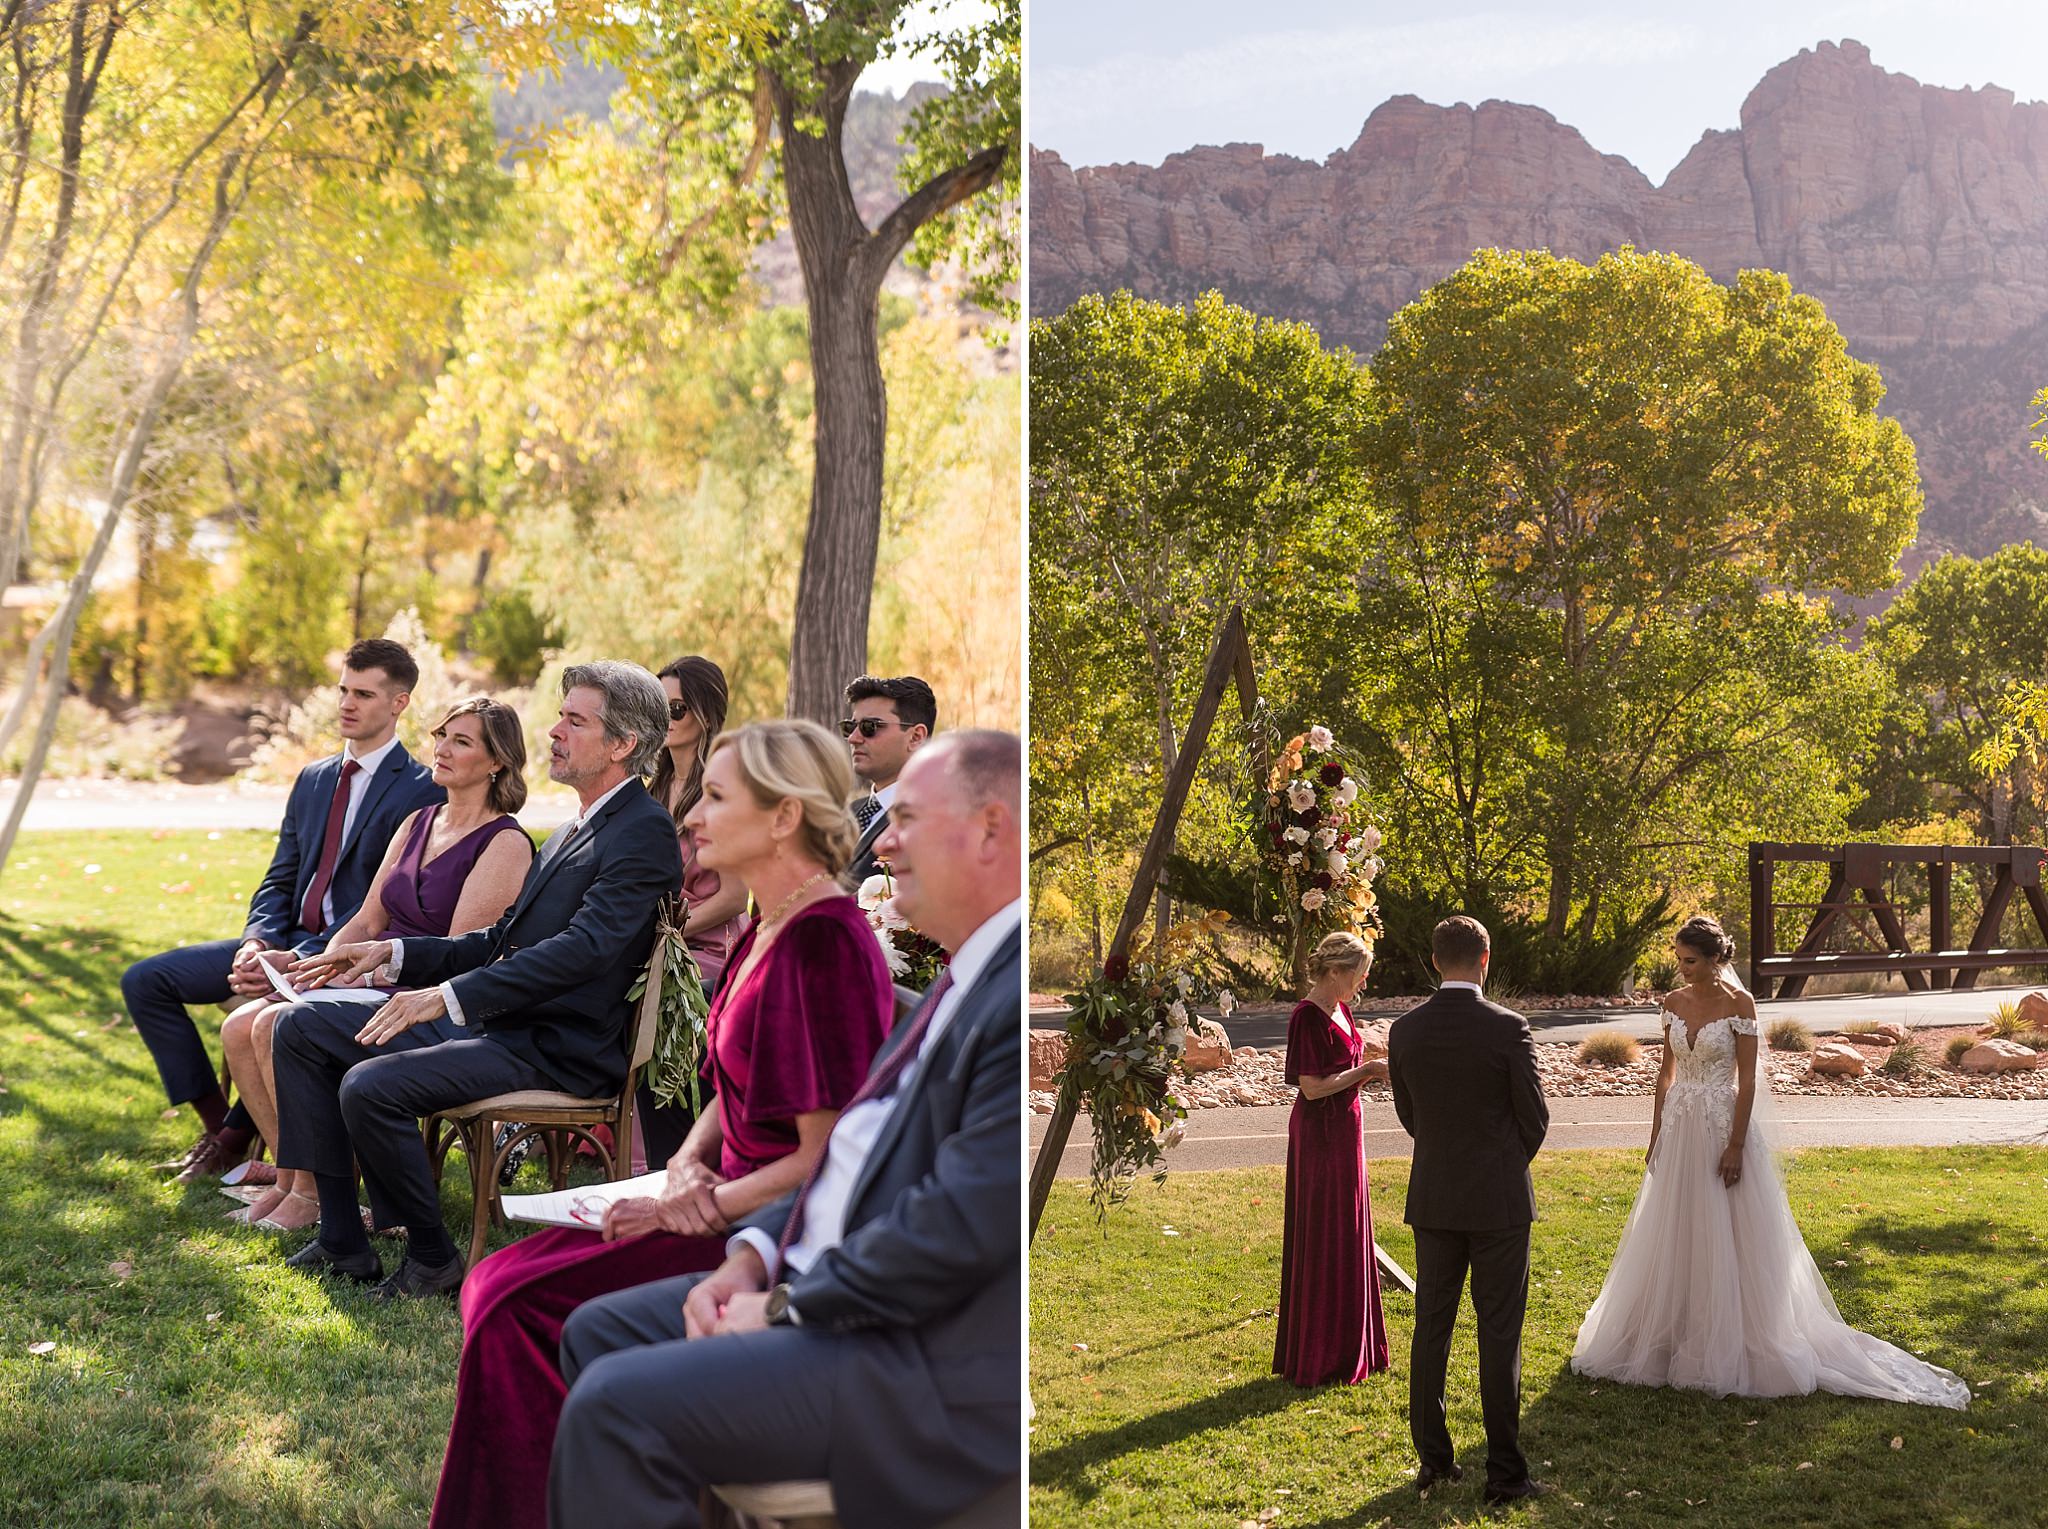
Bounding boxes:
204 1312 221 1324
159 1108 179 1121
1624 1490 1640 1498
1071 1342 1088 1352
1161 1225 1180 1237
109 1261 133 1280
27 1342 56 1355
1797 1462 1814 1470
1890 1436 1903 1450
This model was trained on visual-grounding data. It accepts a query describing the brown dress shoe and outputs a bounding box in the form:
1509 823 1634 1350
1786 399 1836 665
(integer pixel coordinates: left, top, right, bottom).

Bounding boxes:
174 1132 246 1184
158 1130 217 1175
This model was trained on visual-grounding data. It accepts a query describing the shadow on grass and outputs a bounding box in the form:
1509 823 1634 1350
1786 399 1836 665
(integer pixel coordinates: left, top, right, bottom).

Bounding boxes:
1030 1375 1303 1498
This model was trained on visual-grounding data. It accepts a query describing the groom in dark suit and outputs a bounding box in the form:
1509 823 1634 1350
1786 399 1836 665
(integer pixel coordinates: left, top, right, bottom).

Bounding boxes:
270 660 681 1299
548 729 1022 1529
121 638 442 1182
1387 916 1551 1506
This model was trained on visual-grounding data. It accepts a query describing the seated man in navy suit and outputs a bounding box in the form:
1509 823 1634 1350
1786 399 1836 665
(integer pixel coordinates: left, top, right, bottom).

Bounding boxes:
549 729 1023 1529
271 661 683 1300
122 638 442 1183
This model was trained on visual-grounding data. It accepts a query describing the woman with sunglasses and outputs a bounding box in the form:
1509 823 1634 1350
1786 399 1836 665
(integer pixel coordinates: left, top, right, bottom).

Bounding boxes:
430 719 893 1529
639 656 749 1164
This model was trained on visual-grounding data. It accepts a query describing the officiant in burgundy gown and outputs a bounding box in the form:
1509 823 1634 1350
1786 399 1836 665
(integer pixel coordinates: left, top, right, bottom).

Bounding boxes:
1274 932 1390 1387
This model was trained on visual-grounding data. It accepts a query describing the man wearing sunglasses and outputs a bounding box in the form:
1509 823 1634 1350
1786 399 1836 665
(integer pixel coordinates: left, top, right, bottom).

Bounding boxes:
838 674 934 885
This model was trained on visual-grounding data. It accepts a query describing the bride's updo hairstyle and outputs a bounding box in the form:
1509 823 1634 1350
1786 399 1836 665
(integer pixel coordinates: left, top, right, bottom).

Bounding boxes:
1307 931 1372 983
1674 915 1736 967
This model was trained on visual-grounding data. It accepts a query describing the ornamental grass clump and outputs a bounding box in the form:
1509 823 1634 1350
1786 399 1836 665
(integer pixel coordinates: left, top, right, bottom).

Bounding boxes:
1945 1034 1977 1068
1576 1030 1640 1067
1768 1018 1814 1052
1986 1001 2028 1038
1879 1037 1930 1077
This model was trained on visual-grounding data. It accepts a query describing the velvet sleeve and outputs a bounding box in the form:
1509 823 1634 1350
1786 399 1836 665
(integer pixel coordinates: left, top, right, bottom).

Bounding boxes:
1283 1001 1341 1086
740 907 893 1122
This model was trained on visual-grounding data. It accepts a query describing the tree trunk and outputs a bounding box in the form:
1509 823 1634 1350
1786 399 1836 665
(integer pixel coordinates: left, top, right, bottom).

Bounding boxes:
771 68 1005 725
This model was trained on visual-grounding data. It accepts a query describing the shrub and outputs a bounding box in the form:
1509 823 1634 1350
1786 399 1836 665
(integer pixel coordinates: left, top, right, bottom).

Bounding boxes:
1767 1018 1813 1052
2018 1030 2048 1052
1879 1038 1929 1077
1841 1019 1883 1036
1985 1002 2028 1039
1944 1034 1977 1067
1576 1030 1641 1067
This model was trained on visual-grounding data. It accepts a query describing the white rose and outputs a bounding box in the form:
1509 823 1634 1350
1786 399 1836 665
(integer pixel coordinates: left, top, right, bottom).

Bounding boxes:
1283 826 1310 845
1312 827 1337 850
1286 781 1316 812
1361 857 1384 881
1301 889 1328 912
1286 851 1304 867
856 874 892 911
876 896 912 932
1174 973 1192 997
1334 777 1359 806
1167 999 1189 1026
1307 725 1334 752
1328 851 1349 878
1357 825 1382 853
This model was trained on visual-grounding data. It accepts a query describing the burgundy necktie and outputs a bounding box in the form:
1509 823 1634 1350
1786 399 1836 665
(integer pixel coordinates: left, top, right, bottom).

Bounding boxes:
778 966 955 1259
299 757 361 935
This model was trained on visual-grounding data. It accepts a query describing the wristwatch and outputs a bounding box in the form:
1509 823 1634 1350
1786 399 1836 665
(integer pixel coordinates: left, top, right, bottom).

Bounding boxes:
764 1282 799 1327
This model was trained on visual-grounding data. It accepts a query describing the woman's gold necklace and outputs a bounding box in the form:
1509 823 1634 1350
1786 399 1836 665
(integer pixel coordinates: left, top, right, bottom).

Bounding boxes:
760 869 831 930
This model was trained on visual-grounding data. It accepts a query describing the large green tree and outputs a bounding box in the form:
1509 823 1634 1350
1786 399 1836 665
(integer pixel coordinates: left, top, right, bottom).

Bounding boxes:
608 0 1019 723
1030 289 1375 945
1870 545 2048 843
1356 248 1919 940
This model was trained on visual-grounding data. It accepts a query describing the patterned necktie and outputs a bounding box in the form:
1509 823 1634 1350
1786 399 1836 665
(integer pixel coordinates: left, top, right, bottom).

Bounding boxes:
778 965 956 1259
299 758 361 935
852 795 882 830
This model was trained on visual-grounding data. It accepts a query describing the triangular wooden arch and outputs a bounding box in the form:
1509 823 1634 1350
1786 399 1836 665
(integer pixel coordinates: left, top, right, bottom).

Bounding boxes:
1028 606 1415 1294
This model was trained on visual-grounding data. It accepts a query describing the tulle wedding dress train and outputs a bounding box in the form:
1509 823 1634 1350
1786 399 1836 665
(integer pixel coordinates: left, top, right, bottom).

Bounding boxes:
1570 1003 1970 1408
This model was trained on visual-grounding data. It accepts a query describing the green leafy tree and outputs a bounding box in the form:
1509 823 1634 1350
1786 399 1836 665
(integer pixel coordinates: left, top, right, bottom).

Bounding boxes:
1030 289 1375 951
1357 248 1919 942
605 0 1019 723
1864 546 2048 844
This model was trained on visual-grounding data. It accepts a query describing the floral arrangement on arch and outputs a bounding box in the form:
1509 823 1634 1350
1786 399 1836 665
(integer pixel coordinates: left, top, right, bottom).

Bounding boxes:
856 867 949 991
1258 724 1386 953
1053 911 1236 1219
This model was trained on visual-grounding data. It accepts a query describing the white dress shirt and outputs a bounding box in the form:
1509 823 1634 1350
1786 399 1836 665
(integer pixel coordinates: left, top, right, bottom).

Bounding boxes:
872 781 899 813
391 774 636 1027
731 898 1023 1290
1438 980 1484 997
321 734 401 927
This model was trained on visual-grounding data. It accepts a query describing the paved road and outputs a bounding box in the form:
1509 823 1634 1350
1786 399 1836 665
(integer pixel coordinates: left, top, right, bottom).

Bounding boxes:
1 778 576 831
1031 983 2048 1049
1028 1094 2048 1179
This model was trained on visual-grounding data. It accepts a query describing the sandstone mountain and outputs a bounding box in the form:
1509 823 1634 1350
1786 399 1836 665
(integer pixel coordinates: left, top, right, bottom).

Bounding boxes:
1030 40 2048 554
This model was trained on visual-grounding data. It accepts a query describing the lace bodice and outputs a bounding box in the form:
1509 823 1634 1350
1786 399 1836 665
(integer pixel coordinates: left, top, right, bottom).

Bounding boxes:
1660 1006 1758 1138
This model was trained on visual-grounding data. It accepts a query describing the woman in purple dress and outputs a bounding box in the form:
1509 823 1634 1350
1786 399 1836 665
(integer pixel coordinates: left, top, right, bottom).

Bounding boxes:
429 719 893 1529
220 699 534 1230
1275 930 1391 1386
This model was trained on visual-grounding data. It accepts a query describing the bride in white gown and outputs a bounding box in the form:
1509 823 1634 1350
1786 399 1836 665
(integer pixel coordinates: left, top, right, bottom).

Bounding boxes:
1570 915 1970 1408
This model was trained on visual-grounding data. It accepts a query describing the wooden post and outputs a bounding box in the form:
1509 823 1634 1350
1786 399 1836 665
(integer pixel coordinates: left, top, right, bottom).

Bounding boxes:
1749 845 1775 999
1929 856 1952 989
1030 607 1254 1239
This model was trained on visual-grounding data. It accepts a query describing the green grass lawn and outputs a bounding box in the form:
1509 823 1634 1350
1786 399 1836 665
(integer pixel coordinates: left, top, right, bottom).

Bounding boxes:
0 829 595 1526
1031 1149 2048 1528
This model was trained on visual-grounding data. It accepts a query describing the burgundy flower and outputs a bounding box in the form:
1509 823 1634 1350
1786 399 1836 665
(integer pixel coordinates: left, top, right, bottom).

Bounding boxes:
1103 954 1129 984
1296 806 1321 829
1313 871 1335 891
1320 762 1344 786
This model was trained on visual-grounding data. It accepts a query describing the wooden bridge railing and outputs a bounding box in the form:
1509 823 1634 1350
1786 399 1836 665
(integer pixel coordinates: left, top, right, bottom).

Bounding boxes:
1748 842 2048 1000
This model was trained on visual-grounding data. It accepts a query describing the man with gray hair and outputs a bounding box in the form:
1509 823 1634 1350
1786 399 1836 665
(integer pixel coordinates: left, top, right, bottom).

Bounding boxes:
270 662 683 1299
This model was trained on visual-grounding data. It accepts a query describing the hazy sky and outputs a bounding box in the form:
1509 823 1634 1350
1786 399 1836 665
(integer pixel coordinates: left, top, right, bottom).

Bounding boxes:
1028 0 2048 183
